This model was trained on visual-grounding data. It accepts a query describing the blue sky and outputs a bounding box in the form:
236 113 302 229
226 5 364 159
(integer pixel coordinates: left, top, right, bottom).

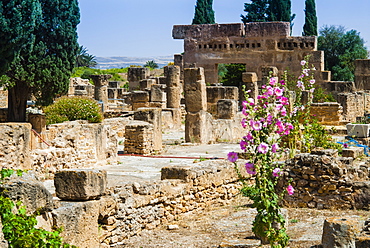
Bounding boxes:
77 0 370 57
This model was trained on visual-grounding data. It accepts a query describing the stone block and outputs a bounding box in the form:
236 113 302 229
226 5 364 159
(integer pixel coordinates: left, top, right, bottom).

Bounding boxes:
161 166 193 181
217 99 237 119
242 72 258 83
162 108 182 130
150 84 166 102
28 113 46 133
0 172 53 214
322 217 362 248
132 91 150 103
140 79 156 90
54 169 107 201
342 147 364 158
346 124 370 138
224 87 239 100
127 67 150 82
132 102 150 111
124 121 154 155
52 200 100 247
108 81 121 88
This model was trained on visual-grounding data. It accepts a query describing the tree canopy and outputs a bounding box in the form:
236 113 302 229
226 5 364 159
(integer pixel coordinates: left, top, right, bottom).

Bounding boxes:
76 46 97 68
318 25 368 81
0 0 41 75
144 60 159 69
302 0 318 36
0 0 80 122
192 0 215 24
241 0 295 31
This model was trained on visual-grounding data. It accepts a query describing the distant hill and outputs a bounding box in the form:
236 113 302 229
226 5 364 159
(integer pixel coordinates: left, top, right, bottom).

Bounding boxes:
95 56 174 69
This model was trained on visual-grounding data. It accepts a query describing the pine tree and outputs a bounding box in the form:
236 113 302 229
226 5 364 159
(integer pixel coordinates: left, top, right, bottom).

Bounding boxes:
192 0 215 24
241 0 269 24
2 0 80 122
302 0 318 36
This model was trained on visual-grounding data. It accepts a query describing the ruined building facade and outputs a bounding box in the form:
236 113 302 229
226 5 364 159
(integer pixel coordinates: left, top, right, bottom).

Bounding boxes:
172 22 328 84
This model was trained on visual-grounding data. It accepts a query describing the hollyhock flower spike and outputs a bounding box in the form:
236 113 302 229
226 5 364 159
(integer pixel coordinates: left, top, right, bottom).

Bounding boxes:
227 152 238 163
245 162 256 175
269 77 277 86
300 60 306 66
240 140 247 151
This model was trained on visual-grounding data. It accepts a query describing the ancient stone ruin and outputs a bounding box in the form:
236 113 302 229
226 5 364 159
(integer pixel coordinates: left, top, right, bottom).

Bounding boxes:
1 21 370 247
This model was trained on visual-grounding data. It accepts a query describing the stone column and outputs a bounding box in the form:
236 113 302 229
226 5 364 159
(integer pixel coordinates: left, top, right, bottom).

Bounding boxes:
91 74 112 112
184 67 211 143
131 91 150 111
134 108 162 152
165 65 181 109
127 67 150 91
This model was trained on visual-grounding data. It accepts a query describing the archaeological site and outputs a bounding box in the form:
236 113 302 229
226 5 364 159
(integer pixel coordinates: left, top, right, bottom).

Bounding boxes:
1 22 370 248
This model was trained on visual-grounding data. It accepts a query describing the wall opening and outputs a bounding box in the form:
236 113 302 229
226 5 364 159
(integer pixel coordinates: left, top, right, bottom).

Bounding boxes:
217 63 246 86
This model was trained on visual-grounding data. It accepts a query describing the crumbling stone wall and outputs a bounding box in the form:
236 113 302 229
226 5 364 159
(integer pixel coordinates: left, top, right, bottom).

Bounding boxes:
355 59 370 90
281 149 370 210
0 87 7 108
337 92 365 123
310 102 343 125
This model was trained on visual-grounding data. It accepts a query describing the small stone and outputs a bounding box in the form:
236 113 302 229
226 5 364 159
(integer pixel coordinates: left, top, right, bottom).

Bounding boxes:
167 224 179 230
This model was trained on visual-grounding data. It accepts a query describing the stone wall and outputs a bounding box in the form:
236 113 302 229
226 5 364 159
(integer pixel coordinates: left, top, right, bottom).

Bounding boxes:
310 102 343 125
281 149 370 210
337 92 365 123
355 59 370 90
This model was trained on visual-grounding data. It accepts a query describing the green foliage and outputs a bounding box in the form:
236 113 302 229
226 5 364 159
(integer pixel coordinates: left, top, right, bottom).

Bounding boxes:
76 46 97 68
268 0 295 32
0 0 41 75
312 86 335 103
0 169 75 248
219 64 246 86
44 96 103 125
241 0 269 23
192 0 215 24
1 0 80 122
71 67 128 82
318 25 368 81
144 60 159 69
302 0 317 36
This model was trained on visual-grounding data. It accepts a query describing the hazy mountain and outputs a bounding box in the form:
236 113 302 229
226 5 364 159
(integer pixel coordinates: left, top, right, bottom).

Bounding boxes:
95 56 174 69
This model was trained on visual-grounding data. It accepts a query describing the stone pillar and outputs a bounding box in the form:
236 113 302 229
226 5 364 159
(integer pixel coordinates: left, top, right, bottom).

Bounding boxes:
165 65 181 109
124 121 154 155
241 72 259 104
134 108 162 152
127 67 150 91
28 114 46 133
184 67 211 143
91 74 112 112
174 54 184 81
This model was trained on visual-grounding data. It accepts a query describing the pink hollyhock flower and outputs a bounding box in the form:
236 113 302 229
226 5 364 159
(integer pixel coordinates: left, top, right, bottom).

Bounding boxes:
242 108 248 116
300 60 306 66
286 122 294 130
271 143 279 153
242 101 248 108
280 80 285 85
250 120 262 131
257 95 266 100
227 152 238 163
343 143 349 148
287 185 294 195
245 162 256 175
274 87 284 97
247 98 255 106
265 86 274 96
280 107 287 116
310 79 315 84
240 140 248 151
309 88 315 93
280 96 289 106
241 119 247 128
269 77 277 86
246 132 253 141
272 168 282 177
266 114 273 124
297 81 303 88
257 142 269 154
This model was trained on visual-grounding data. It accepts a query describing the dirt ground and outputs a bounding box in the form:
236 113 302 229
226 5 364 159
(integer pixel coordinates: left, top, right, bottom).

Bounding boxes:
120 196 370 248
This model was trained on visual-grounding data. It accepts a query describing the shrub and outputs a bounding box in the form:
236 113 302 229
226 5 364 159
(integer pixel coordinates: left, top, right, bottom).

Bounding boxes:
44 96 103 125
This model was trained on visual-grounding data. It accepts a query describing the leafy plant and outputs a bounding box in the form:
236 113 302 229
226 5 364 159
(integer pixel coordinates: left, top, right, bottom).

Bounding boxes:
44 96 103 125
0 169 75 247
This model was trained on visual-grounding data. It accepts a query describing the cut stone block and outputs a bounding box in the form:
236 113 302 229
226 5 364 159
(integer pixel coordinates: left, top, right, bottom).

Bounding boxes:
342 147 364 158
54 169 107 201
217 99 237 119
346 124 370 138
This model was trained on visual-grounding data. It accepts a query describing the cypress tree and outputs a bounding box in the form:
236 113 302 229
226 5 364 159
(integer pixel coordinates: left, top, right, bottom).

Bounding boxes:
0 0 41 75
302 0 318 36
241 0 269 24
268 0 295 33
192 0 215 24
3 0 80 122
